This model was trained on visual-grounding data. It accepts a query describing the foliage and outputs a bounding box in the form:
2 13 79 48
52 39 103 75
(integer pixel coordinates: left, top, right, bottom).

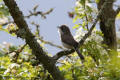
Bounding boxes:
0 4 9 17
73 0 97 30
0 42 120 80
0 43 52 80
59 53 120 80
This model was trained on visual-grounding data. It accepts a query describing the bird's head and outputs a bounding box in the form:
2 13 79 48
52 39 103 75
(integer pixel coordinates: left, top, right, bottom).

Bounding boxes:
57 25 71 35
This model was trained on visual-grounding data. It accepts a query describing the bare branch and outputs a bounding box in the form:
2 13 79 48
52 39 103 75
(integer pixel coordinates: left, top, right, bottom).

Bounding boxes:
17 44 27 53
6 44 27 54
85 13 89 31
33 4 39 12
84 2 89 31
0 21 14 26
43 8 54 15
0 8 54 26
39 37 64 50
53 49 74 61
24 8 54 19
13 44 27 61
31 21 40 36
52 1 107 61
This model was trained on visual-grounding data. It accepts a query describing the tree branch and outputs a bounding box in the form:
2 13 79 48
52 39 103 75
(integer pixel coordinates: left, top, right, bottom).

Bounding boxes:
3 0 64 80
52 1 107 62
6 44 27 62
0 21 14 26
39 37 64 50
0 8 53 26
24 8 54 19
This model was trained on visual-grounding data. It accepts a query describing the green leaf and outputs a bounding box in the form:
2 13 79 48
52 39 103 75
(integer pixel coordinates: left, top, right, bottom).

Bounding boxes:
79 0 85 6
73 24 80 29
73 16 79 23
0 4 9 17
95 0 100 3
116 12 120 19
0 25 2 30
82 21 87 30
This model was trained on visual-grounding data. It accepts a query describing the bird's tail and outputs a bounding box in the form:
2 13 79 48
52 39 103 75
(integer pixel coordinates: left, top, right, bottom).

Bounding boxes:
75 48 85 61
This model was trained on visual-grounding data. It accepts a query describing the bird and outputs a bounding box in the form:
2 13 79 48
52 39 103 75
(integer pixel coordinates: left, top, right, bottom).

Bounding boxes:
57 25 85 61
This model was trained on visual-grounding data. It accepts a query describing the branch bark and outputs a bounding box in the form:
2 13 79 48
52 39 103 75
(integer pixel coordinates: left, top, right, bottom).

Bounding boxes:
97 0 117 51
3 0 64 80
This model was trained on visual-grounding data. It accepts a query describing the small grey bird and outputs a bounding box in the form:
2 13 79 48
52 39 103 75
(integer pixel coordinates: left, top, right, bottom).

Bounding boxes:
58 25 84 61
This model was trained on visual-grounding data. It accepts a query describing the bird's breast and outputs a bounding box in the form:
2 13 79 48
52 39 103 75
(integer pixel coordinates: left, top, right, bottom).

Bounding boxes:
62 42 73 49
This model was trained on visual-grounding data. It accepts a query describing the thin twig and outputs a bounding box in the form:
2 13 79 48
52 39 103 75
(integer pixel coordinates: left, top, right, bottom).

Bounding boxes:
84 1 89 31
6 44 27 54
38 37 64 50
6 44 27 62
0 8 54 26
0 21 14 26
31 21 40 37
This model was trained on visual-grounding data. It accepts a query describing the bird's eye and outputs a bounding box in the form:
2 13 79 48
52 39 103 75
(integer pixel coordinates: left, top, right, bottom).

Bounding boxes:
61 27 64 30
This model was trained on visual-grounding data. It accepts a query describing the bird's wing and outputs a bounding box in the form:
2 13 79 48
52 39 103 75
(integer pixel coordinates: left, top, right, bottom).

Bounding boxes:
61 34 78 47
